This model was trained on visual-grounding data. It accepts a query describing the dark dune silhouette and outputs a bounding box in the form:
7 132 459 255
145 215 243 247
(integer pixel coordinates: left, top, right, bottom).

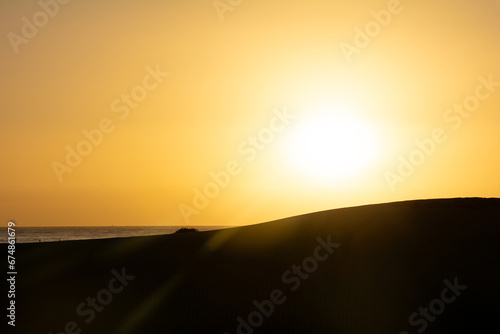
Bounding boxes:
14 198 500 333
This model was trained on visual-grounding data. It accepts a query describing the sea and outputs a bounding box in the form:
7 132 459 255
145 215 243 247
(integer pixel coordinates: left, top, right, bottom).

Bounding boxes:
1 226 229 244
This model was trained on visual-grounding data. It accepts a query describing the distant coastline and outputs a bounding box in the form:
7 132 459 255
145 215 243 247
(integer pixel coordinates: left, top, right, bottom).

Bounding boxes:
0 226 229 244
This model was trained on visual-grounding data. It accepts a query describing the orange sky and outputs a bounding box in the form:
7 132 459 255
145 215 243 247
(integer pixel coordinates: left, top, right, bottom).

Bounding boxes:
1 0 499 226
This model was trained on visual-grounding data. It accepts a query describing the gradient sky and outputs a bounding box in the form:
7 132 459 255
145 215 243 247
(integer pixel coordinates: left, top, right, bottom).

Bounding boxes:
1 0 499 226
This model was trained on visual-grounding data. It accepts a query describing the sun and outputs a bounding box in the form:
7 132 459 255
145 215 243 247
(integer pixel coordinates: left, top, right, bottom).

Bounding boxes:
285 108 380 181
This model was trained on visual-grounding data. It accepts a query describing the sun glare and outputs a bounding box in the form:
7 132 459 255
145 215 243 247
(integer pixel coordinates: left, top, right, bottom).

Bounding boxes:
286 106 380 181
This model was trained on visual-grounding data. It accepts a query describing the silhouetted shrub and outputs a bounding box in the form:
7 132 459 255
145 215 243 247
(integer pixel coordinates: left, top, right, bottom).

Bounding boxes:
173 227 199 234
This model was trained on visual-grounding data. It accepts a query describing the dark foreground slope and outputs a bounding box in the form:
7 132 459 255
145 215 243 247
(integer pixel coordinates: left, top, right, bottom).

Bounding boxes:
10 198 500 334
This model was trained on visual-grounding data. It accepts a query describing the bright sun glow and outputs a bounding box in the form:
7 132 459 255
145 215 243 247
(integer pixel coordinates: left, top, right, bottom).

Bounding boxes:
286 105 380 181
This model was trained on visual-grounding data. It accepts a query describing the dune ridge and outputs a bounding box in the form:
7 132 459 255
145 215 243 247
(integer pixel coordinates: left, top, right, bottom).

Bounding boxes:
13 198 500 333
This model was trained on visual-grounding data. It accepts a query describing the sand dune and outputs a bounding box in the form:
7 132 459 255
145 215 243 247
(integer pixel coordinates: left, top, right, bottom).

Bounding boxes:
15 198 500 333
